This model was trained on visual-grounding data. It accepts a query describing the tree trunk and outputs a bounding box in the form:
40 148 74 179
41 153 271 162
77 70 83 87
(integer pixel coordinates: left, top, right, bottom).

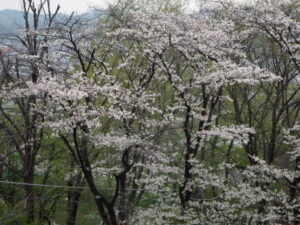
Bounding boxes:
66 172 84 225
118 174 126 225
24 146 35 223
24 176 35 222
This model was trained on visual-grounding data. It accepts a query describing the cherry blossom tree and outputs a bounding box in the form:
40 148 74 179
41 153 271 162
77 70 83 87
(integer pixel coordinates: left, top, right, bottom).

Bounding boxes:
1 0 300 225
214 1 300 222
16 6 280 224
0 0 60 222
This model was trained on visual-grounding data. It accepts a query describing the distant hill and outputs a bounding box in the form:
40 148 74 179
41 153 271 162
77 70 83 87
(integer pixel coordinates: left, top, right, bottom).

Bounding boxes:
0 9 107 34
0 9 29 34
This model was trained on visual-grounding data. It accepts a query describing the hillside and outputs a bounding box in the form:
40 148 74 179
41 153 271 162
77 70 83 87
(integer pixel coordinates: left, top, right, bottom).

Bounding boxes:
0 9 106 34
0 9 28 33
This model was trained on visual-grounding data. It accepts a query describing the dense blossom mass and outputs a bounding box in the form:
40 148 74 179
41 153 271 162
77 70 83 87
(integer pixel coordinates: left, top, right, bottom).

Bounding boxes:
0 0 299 225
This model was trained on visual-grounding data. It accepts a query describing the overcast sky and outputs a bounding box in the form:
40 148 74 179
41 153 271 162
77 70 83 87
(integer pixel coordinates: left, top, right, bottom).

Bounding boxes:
0 0 109 13
0 0 243 14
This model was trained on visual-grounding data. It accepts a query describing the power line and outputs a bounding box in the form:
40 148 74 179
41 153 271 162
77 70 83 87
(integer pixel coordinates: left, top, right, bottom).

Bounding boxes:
0 180 87 190
0 180 225 201
0 180 176 192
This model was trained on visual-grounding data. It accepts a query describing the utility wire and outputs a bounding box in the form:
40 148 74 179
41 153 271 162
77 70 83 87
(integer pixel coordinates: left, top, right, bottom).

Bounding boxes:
0 180 229 201
0 180 225 201
0 180 176 192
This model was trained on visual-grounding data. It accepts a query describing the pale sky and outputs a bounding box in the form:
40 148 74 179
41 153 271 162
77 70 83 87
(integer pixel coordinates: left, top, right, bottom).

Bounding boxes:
0 0 244 14
0 0 109 14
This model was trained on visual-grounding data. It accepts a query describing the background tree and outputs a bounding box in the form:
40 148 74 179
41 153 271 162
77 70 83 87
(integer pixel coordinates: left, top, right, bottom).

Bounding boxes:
0 0 60 222
0 0 300 225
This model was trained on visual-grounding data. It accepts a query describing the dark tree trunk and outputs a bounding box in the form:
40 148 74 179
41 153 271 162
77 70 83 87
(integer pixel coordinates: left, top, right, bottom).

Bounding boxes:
118 174 126 225
24 145 35 223
24 176 35 222
67 190 82 225
66 172 84 225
